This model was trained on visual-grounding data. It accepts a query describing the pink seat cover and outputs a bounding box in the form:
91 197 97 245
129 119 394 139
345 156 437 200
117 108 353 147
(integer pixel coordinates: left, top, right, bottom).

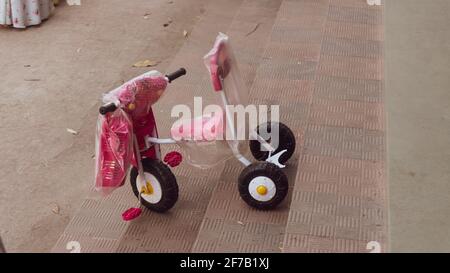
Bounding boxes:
171 114 223 141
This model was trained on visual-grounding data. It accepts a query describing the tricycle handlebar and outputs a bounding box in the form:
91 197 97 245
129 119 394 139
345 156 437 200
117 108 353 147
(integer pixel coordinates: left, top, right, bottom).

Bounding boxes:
166 68 187 83
99 103 118 115
99 68 187 115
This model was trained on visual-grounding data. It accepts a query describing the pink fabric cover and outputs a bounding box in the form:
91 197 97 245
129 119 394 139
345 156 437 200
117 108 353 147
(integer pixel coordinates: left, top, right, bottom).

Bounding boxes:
171 114 223 141
118 75 167 119
95 110 133 195
103 71 168 162
96 72 167 195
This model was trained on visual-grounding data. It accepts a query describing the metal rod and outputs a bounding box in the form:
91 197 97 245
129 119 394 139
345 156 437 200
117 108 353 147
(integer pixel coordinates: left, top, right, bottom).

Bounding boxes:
219 88 251 167
146 136 177 144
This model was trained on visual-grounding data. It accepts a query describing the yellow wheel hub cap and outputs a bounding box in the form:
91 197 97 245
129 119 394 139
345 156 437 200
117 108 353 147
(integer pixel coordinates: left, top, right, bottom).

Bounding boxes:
141 181 154 195
256 185 268 196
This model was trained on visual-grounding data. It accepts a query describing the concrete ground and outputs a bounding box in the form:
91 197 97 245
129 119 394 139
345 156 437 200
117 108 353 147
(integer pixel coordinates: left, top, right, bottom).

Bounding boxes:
0 0 207 252
386 0 450 252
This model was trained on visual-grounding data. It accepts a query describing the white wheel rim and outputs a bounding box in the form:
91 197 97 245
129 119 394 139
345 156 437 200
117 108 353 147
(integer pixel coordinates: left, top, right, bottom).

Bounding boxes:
248 176 276 202
136 172 162 204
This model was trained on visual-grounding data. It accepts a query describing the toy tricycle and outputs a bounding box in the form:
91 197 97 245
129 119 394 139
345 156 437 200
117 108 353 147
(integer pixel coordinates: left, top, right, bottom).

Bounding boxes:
95 33 296 212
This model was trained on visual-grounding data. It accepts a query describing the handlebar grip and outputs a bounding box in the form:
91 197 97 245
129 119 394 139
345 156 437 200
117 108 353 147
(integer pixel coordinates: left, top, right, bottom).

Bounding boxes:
166 68 187 83
99 103 118 115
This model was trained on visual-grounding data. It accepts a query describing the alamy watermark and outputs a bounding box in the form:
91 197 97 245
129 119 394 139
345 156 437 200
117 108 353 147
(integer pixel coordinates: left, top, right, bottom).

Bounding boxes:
171 97 280 151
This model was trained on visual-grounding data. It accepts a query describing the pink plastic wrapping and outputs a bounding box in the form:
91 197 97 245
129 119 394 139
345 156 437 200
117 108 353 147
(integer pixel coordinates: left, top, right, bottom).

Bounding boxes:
181 33 248 168
95 71 167 194
204 32 249 106
174 33 249 168
94 109 133 195
103 70 168 119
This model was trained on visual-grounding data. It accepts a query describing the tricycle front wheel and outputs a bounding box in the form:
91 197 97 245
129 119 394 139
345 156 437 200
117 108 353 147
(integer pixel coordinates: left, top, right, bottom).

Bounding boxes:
130 158 179 213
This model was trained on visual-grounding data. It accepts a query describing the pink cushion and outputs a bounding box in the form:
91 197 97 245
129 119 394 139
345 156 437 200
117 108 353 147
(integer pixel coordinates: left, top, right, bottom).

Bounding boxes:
171 114 223 141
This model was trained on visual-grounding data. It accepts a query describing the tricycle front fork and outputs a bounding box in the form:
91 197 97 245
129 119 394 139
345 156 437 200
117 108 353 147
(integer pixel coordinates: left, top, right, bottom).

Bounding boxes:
133 135 146 180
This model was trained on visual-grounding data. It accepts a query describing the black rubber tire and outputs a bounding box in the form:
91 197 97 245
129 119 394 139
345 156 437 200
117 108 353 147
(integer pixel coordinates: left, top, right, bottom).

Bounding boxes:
250 122 296 164
238 162 288 210
130 158 178 213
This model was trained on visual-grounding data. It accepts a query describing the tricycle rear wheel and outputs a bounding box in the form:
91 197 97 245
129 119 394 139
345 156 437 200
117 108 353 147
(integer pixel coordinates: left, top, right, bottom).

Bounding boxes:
250 122 296 164
238 162 288 210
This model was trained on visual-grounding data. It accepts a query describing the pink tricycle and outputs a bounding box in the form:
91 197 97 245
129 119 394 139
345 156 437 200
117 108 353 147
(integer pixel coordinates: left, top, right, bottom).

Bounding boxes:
95 33 296 212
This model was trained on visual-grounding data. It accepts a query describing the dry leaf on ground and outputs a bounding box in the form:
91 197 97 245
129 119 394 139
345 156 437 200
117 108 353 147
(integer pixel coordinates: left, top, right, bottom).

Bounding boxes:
51 203 60 214
132 60 159 68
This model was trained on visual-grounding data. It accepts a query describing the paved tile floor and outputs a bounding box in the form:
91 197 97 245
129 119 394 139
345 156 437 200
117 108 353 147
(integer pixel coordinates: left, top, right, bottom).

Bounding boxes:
53 0 388 253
